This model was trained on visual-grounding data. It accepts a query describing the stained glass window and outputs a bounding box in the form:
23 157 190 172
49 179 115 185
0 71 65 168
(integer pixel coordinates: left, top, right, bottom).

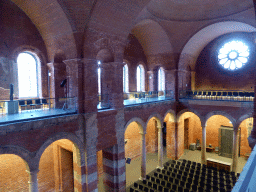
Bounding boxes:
218 40 249 70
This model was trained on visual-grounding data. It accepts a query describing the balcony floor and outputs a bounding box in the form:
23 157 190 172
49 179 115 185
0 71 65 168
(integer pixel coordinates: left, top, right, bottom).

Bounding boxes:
124 96 172 106
0 108 76 125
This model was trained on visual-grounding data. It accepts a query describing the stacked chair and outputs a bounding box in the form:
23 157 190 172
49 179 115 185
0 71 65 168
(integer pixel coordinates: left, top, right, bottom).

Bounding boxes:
127 159 239 192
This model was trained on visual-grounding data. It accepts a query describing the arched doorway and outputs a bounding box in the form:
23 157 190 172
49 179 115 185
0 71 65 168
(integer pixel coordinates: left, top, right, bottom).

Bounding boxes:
38 139 82 191
178 112 202 161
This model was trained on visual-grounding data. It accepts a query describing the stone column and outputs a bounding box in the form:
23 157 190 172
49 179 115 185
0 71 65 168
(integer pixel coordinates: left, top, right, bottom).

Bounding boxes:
201 126 207 165
191 71 196 91
157 125 164 169
232 127 239 173
139 132 147 180
27 169 39 192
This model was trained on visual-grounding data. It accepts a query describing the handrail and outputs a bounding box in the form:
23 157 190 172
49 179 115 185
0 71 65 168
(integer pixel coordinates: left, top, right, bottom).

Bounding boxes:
123 90 174 105
180 90 254 101
0 97 77 115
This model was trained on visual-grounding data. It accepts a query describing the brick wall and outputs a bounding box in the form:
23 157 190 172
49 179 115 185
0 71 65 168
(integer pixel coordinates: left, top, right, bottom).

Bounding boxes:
0 154 29 192
38 144 55 191
146 118 158 153
125 122 142 159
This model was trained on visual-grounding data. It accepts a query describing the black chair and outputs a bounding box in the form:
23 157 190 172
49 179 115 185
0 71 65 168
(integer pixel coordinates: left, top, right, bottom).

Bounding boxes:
19 100 27 111
35 99 43 109
42 98 49 109
0 102 3 115
27 99 36 110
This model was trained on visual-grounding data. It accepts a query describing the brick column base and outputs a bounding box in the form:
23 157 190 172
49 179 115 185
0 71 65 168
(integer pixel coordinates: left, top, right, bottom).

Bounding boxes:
102 144 126 192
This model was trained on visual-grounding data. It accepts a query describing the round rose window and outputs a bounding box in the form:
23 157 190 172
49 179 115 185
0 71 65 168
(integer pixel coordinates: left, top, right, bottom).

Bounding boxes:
218 40 249 70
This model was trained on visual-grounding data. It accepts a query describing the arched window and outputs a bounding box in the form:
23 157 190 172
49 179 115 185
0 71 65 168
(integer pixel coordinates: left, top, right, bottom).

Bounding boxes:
158 67 165 91
123 63 129 92
137 64 145 92
98 61 101 95
17 52 41 98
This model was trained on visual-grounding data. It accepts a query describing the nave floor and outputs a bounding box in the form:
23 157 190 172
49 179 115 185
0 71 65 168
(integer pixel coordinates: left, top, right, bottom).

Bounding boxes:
97 148 248 191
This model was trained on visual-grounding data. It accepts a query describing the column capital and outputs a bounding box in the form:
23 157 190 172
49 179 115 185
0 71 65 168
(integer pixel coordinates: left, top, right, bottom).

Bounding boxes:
139 132 146 135
63 58 81 66
26 169 39 174
81 58 98 65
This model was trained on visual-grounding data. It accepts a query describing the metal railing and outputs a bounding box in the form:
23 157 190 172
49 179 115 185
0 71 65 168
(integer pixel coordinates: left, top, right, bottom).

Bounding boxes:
123 90 174 105
98 94 110 109
0 97 77 115
179 90 254 102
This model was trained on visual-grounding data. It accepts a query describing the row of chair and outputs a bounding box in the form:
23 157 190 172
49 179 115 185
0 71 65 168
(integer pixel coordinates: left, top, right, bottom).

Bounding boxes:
185 91 254 101
128 159 238 192
19 99 49 111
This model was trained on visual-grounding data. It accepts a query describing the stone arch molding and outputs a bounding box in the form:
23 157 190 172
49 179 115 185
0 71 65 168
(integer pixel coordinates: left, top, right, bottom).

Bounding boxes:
34 132 84 170
124 117 146 134
179 21 256 71
177 108 205 127
205 111 236 128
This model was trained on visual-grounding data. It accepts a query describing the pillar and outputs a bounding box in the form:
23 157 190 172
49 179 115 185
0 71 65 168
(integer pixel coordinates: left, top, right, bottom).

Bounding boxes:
191 71 196 91
201 126 206 165
232 127 239 173
101 62 124 109
102 144 126 191
84 113 98 191
157 126 164 169
27 169 39 192
248 67 256 148
63 59 80 98
80 59 98 113
166 120 176 160
165 70 176 100
139 132 147 180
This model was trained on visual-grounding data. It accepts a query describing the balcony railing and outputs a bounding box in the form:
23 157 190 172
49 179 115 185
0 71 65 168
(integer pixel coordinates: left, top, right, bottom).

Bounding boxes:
124 90 174 105
180 90 254 102
98 94 110 109
0 97 77 124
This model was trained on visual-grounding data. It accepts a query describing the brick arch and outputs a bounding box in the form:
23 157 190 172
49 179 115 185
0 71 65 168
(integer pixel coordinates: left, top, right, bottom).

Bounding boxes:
35 132 84 169
11 0 77 61
145 113 163 128
177 108 204 126
0 145 31 170
164 109 176 122
236 113 253 129
205 111 236 128
124 117 145 134
179 21 256 71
